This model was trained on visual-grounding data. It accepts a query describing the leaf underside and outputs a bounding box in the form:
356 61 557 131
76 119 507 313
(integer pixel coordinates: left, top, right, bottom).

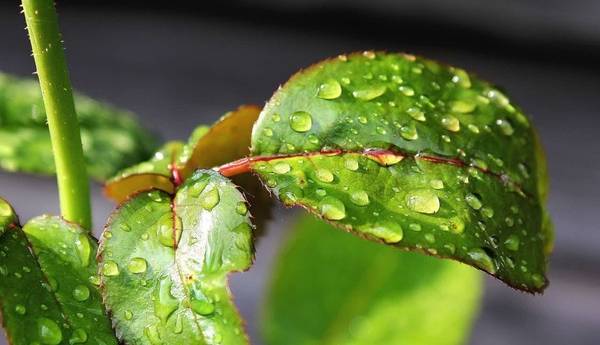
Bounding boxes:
99 170 254 345
0 73 157 180
263 215 482 345
250 52 552 292
0 198 117 345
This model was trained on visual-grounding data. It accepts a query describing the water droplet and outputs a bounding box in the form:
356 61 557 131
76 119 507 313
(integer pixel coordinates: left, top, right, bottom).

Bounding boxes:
72 285 90 302
272 113 281 122
441 115 460 132
69 329 87 344
430 179 444 189
315 168 334 183
144 324 162 345
399 85 415 96
263 128 273 137
128 257 148 274
361 222 403 243
124 310 133 320
290 111 313 132
362 50 376 59
190 298 215 316
504 235 520 251
37 318 62 345
425 233 436 243
88 275 100 286
407 107 426 121
273 162 291 174
236 202 248 215
400 123 418 140
317 79 342 99
505 217 514 227
450 100 476 113
465 193 482 210
406 190 440 214
102 261 119 277
496 119 514 135
481 206 494 218
15 304 26 315
451 68 471 88
200 188 220 211
154 279 178 324
75 234 91 267
352 85 386 101
188 178 209 197
531 273 545 289
319 197 346 220
467 248 497 274
157 214 181 248
376 126 387 135
350 190 370 206
344 158 359 171
467 124 480 133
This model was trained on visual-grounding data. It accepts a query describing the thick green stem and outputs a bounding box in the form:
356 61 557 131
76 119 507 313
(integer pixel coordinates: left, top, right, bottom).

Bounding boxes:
22 0 92 229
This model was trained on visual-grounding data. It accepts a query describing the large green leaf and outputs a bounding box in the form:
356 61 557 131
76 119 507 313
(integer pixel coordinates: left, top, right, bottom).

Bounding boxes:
0 198 117 345
0 73 157 180
250 52 551 292
104 105 261 203
99 170 254 345
263 215 482 345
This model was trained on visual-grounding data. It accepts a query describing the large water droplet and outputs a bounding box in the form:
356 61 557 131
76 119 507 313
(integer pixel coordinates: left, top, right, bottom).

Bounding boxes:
352 85 386 101
406 190 440 214
154 278 178 324
319 197 346 220
361 222 403 243
289 111 313 132
344 158 359 171
188 178 209 197
465 193 482 210
350 190 370 206
157 214 181 248
504 235 520 251
273 162 291 174
102 261 120 277
467 248 497 274
200 188 220 211
69 329 87 344
441 115 460 132
128 257 148 274
72 285 90 302
37 318 62 345
315 168 334 183
317 79 342 100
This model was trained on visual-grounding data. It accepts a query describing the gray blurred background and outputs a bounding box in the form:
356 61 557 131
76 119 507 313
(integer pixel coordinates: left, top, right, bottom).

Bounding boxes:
1 1 599 344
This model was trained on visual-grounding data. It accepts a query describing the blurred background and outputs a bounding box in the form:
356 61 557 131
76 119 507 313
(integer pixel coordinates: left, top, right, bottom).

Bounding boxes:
1 1 599 344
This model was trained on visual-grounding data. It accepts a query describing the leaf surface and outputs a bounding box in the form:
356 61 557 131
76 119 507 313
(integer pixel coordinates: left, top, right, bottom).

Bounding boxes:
0 198 117 345
99 170 254 345
262 215 482 345
250 52 551 292
0 73 157 180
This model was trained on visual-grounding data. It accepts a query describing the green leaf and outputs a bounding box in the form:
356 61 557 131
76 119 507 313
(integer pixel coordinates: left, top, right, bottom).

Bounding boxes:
104 105 261 203
250 52 551 292
99 170 254 345
0 72 157 180
263 215 482 345
0 199 117 345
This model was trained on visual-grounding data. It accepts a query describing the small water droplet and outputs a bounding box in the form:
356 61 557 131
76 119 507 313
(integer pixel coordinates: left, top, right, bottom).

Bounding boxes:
450 100 476 113
400 123 418 140
102 261 119 277
467 248 497 273
344 158 359 171
119 223 131 232
441 115 460 132
425 233 436 243
430 179 444 189
236 202 248 215
72 285 90 302
467 124 480 133
272 113 281 122
465 193 483 210
451 68 471 88
273 162 291 174
362 50 376 59
319 197 346 220
290 111 313 132
352 85 386 101
128 257 148 274
350 190 370 206
317 79 342 100
37 318 62 345
361 222 403 243
481 206 494 218
531 273 545 289
263 128 273 137
409 223 422 231
315 169 334 183
88 275 100 286
69 329 87 344
406 190 440 214
124 310 133 320
190 298 215 316
75 234 91 267
15 304 26 315
496 119 514 136
188 178 209 197
406 107 426 121
504 235 520 251
200 188 220 211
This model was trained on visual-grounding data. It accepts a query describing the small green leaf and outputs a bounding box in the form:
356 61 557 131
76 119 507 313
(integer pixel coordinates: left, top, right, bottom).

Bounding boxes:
0 199 117 345
99 170 254 345
250 52 551 292
104 105 261 203
0 73 157 180
263 215 482 345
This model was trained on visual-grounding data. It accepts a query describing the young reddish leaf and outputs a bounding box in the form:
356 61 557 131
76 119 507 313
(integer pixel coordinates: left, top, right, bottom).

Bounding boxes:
0 73 157 181
99 170 254 345
263 215 482 345
249 52 551 292
0 198 117 345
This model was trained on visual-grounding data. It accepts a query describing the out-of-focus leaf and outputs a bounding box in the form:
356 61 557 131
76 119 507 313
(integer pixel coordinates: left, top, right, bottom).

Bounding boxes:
250 52 551 292
262 215 482 345
99 170 254 345
0 73 157 180
104 105 261 203
0 198 117 345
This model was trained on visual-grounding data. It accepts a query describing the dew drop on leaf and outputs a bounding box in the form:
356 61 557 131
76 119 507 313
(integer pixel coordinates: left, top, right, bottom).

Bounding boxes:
69 329 88 344
190 298 215 316
15 304 26 315
315 168 334 183
467 248 497 274
441 115 460 132
235 202 248 215
465 193 483 210
102 260 120 277
72 285 90 302
317 79 342 100
496 119 514 136
153 279 178 324
406 107 426 121
352 85 386 101
289 111 313 132
127 257 148 274
273 162 291 174
37 318 62 345
350 190 370 206
200 188 220 211
504 235 520 251
406 190 440 214
361 222 403 243
319 196 346 220
344 157 359 171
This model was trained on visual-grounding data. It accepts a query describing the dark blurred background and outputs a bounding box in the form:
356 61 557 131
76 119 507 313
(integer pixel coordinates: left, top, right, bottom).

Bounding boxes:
1 1 599 344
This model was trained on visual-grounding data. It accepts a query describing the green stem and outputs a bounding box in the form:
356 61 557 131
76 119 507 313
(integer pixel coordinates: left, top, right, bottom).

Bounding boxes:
22 0 92 229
